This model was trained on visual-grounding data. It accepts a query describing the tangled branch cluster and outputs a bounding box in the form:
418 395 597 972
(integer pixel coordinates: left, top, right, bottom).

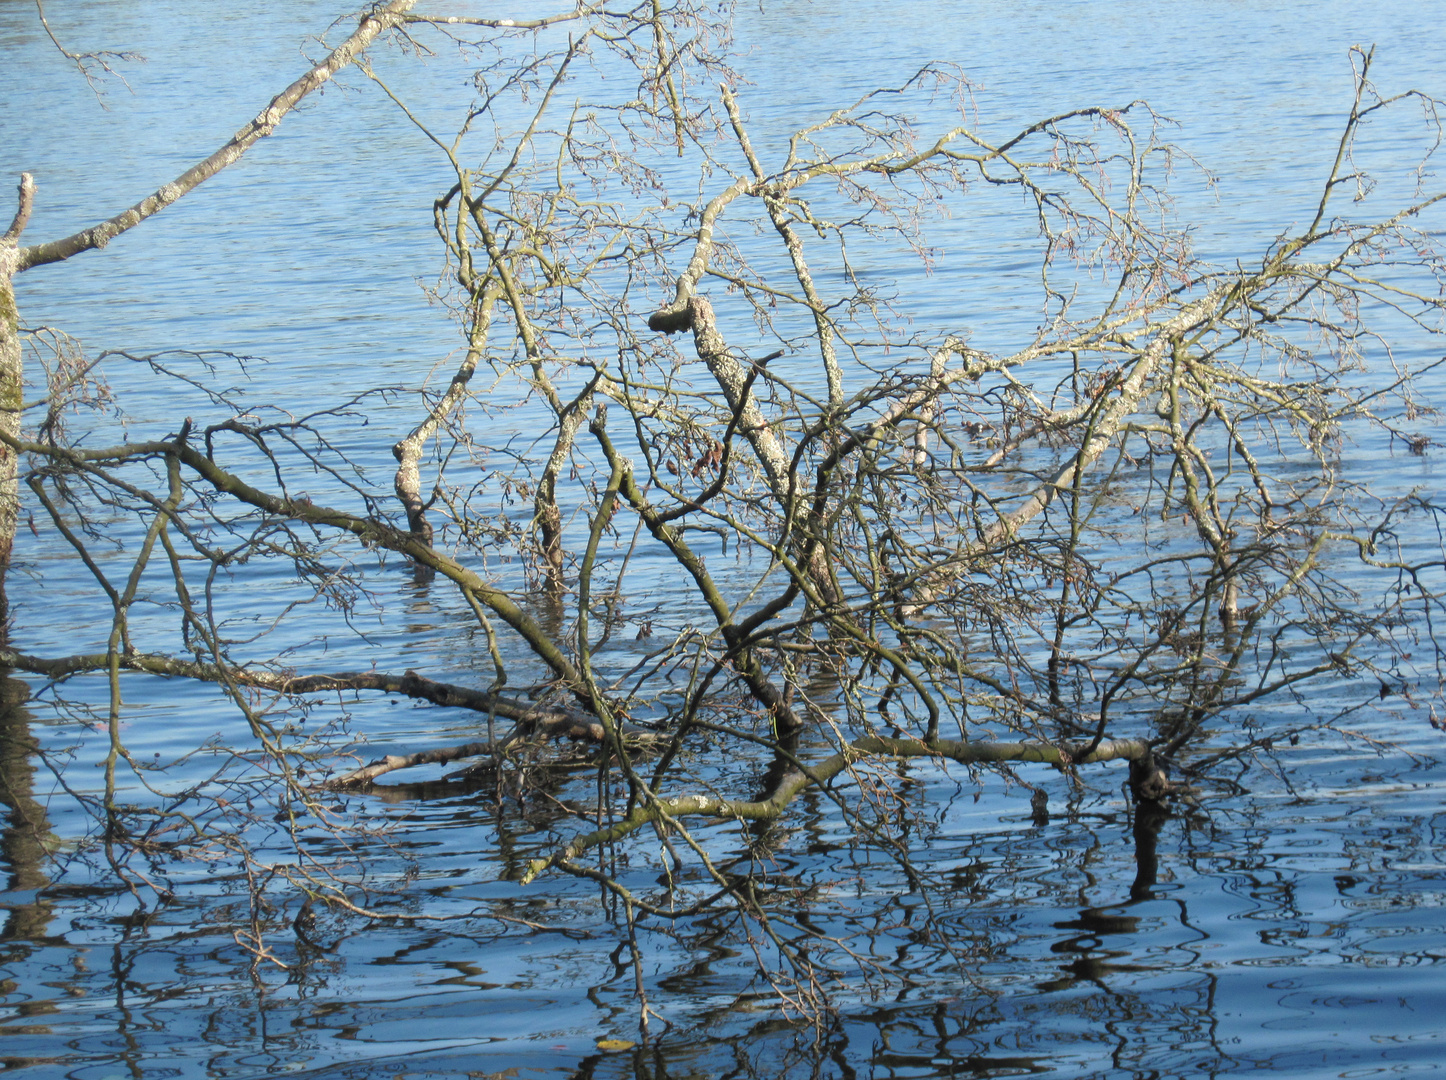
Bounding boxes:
2 3 1444 1020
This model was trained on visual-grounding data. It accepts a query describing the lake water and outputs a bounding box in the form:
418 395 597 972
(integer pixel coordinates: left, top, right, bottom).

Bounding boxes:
2 1 1446 1077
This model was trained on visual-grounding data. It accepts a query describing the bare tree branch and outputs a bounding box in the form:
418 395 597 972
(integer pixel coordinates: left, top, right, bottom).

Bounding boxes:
17 0 419 272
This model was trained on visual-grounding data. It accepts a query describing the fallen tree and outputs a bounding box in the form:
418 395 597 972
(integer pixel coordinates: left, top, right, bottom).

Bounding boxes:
3 2 1445 1024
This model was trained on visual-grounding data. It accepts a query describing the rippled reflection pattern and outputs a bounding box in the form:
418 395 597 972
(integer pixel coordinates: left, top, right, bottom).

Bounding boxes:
2 729 1442 1077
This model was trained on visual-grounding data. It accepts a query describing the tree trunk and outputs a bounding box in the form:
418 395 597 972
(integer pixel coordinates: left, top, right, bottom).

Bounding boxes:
0 174 35 624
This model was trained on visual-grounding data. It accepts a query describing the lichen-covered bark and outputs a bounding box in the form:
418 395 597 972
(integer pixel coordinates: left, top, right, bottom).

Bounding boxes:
393 290 499 548
0 174 36 620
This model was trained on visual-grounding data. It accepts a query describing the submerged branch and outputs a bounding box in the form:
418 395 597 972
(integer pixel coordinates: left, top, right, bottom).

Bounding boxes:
520 736 1151 883
0 646 667 786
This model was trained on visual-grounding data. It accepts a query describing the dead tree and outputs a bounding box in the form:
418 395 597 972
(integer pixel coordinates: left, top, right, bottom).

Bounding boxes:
3 3 1445 1022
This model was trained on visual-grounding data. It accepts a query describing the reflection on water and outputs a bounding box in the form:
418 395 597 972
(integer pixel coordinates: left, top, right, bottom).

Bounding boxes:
0 736 1441 1077
0 681 53 948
